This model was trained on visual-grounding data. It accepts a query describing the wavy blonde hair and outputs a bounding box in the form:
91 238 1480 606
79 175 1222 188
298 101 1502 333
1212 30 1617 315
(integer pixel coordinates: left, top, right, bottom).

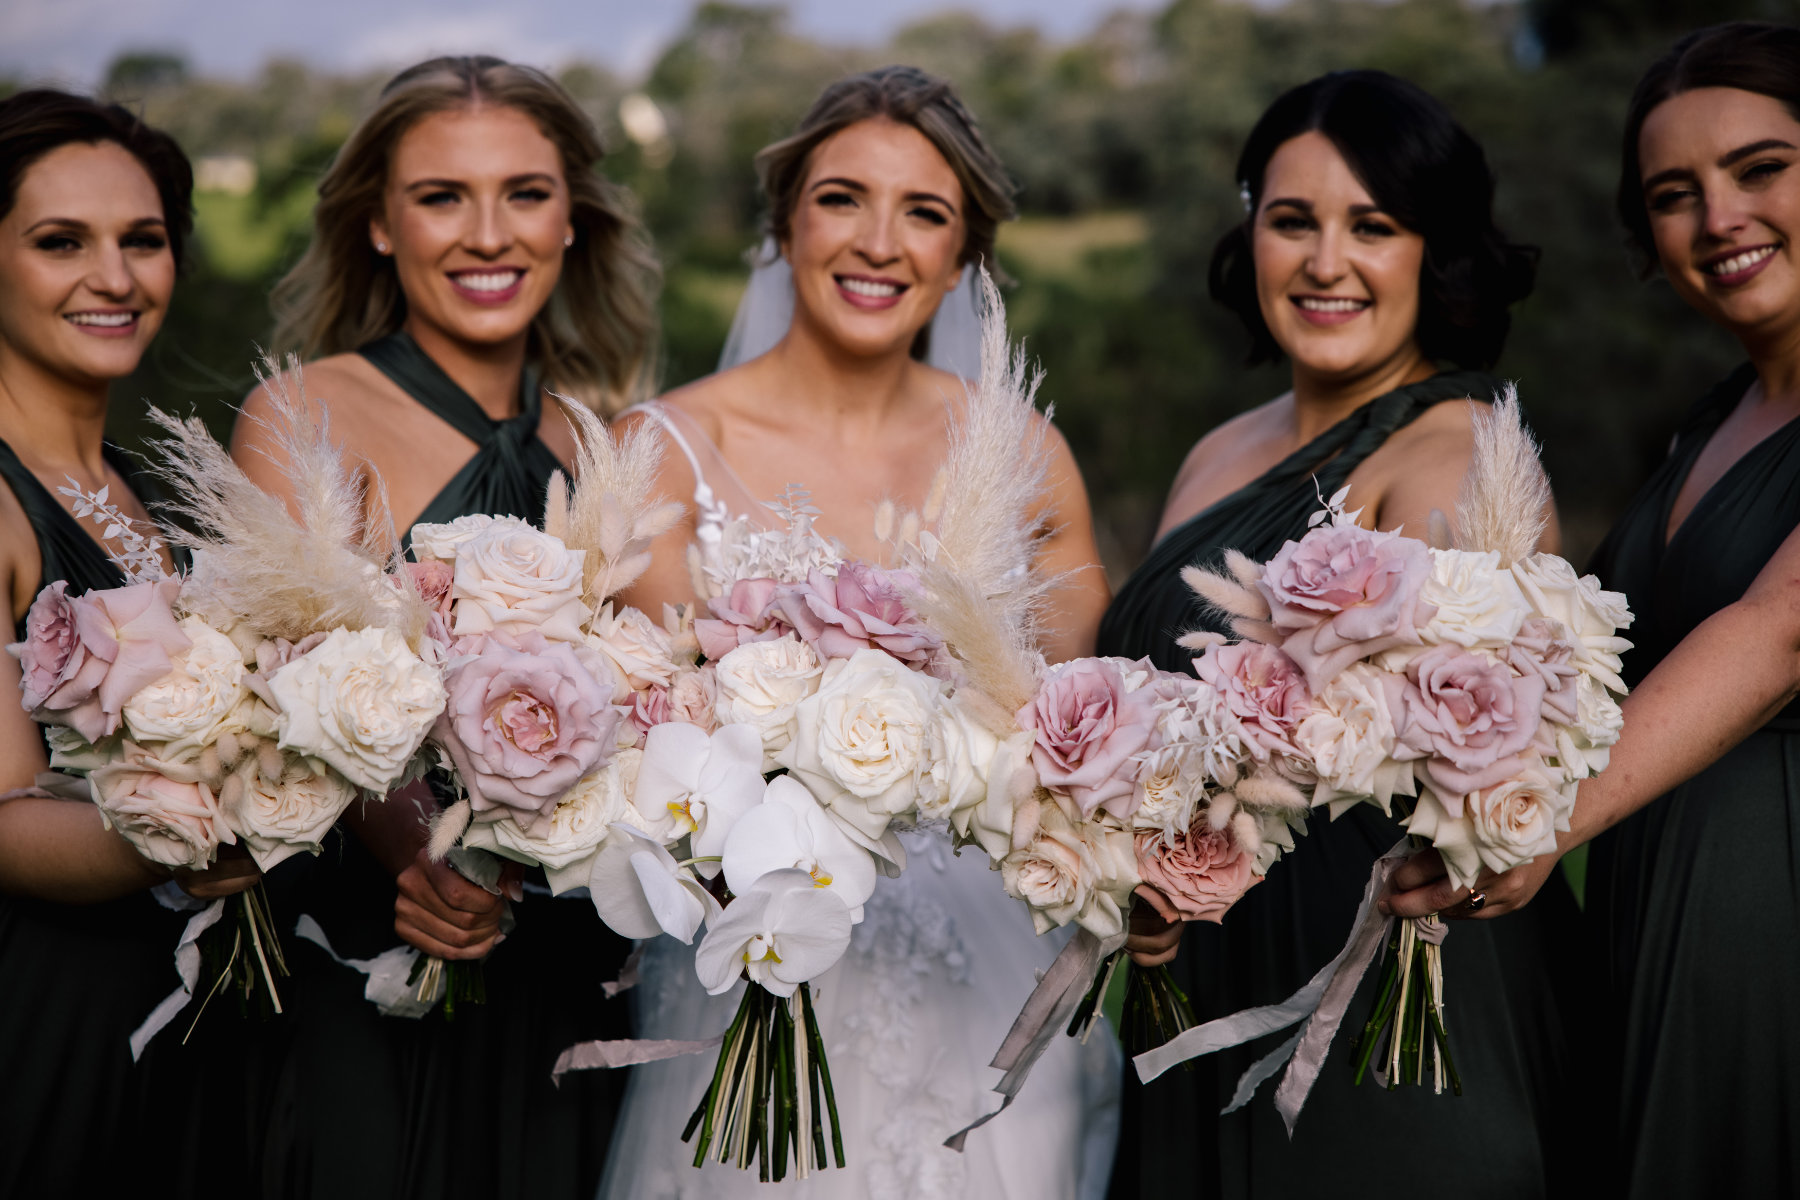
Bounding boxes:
756 65 1018 277
271 56 659 414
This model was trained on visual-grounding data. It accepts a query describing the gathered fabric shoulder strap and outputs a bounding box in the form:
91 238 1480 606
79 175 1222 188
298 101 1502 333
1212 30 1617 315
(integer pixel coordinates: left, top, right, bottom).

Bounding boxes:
358 330 563 535
0 437 137 639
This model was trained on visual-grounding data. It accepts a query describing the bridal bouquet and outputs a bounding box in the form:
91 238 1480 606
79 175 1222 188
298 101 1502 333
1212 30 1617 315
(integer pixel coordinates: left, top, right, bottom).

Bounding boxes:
8 367 447 1054
1141 391 1633 1116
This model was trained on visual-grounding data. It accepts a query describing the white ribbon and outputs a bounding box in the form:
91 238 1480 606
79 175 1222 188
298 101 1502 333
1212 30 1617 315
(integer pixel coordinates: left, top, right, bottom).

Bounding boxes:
130 897 226 1061
1131 838 1412 1135
943 925 1128 1151
292 915 443 1019
551 1032 726 1083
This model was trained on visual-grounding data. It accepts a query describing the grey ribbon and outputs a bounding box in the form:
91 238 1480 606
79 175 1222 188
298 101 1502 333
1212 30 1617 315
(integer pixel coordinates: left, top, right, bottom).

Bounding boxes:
1132 838 1414 1136
943 925 1127 1151
551 1032 725 1083
130 897 227 1060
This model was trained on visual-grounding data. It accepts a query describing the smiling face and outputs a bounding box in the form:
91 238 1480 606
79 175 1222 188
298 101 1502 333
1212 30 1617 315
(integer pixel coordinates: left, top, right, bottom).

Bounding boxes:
371 104 574 354
783 117 967 360
1252 131 1428 388
0 140 175 388
1638 87 1800 345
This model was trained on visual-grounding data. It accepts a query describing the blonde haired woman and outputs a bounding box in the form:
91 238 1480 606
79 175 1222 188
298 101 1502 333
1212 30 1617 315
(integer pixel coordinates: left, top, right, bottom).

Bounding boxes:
602 65 1118 1200
233 55 657 1199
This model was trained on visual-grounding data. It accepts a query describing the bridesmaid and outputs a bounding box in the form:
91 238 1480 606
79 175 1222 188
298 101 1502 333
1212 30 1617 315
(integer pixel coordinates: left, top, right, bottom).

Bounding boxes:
1103 71 1581 1196
0 90 256 1195
1389 21 1800 1195
232 55 657 1199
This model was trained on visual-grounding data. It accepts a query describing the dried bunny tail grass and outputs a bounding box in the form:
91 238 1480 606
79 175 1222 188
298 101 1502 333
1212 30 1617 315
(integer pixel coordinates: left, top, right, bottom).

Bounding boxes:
147 354 426 643
900 269 1055 710
1454 385 1551 567
1181 563 1269 622
548 395 683 604
1223 549 1262 590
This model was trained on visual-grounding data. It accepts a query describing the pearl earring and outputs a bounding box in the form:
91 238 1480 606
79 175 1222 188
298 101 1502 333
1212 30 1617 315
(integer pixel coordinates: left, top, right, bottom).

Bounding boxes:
375 241 389 254
563 233 574 248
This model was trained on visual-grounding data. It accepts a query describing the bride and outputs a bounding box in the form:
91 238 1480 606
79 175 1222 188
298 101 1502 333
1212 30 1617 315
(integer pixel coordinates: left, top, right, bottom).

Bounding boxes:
603 66 1119 1198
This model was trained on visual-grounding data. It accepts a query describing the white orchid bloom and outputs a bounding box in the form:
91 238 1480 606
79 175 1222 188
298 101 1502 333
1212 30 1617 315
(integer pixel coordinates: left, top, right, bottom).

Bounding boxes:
587 824 721 943
723 775 877 923
632 722 765 876
693 869 853 997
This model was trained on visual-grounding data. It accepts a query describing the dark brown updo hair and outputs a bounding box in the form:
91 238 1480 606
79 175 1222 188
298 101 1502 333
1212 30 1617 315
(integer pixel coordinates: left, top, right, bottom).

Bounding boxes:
0 89 195 272
1209 70 1536 370
754 65 1018 274
1618 22 1800 275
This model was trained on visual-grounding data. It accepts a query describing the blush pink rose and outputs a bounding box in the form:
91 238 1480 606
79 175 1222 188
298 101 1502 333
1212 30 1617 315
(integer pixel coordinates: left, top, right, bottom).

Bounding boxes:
1398 643 1547 800
1507 617 1580 728
775 564 945 672
1134 820 1261 923
667 665 719 732
694 578 791 661
90 742 233 870
14 579 190 743
1019 657 1159 820
434 631 622 833
629 684 671 736
1193 642 1311 762
1258 524 1436 690
404 560 455 620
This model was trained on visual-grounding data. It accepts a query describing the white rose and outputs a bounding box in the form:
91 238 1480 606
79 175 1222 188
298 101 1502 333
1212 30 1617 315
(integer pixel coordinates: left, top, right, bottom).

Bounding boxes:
1128 745 1202 839
123 617 250 746
588 602 677 692
468 751 641 892
916 692 999 822
221 753 357 872
999 802 1138 937
714 637 823 769
1548 675 1624 780
450 521 588 644
1510 554 1635 692
956 728 1036 862
1465 771 1568 875
410 513 510 563
777 648 946 847
266 626 446 791
1291 664 1414 819
1422 549 1530 650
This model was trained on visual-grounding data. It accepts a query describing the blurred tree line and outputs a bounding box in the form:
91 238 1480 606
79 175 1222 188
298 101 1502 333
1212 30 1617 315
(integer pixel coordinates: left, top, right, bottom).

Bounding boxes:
12 0 1798 573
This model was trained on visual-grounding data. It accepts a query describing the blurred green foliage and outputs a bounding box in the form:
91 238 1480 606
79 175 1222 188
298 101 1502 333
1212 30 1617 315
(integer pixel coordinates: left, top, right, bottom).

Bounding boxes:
35 0 1796 575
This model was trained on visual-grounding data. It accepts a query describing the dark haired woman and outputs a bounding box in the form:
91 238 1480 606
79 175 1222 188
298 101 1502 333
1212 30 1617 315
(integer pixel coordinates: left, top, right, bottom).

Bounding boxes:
1387 22 1800 1196
0 89 259 1195
1102 70 1579 1196
232 55 659 1199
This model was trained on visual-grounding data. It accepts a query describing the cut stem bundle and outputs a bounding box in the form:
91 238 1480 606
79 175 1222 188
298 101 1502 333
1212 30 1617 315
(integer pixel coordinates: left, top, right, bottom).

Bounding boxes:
188 883 289 1039
684 983 843 1180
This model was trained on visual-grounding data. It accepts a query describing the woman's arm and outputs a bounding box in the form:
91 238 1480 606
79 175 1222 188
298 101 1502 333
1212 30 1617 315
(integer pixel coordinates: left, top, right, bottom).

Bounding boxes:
1387 519 1800 919
1033 421 1110 664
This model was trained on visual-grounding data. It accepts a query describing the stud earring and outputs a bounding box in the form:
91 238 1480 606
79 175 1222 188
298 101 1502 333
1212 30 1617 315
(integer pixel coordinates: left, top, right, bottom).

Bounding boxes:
563 233 574 248
375 241 389 254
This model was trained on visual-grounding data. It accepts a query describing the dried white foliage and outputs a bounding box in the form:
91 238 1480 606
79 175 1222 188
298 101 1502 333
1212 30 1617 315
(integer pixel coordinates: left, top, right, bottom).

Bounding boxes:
546 396 684 604
893 270 1056 713
57 480 170 583
147 355 428 644
1453 386 1552 567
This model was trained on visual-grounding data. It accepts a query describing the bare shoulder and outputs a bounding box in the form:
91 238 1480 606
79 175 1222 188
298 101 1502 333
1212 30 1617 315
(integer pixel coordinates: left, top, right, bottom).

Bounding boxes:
1174 396 1289 489
235 353 390 448
653 367 748 446
1368 397 1481 475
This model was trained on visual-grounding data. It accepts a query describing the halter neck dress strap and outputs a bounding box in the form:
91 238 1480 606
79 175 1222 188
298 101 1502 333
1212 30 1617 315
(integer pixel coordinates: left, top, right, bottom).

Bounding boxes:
358 330 564 537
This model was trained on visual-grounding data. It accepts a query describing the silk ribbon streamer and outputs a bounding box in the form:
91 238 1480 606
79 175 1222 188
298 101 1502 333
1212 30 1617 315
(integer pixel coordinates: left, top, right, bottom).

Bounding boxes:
943 924 1128 1152
293 915 443 1018
130 897 227 1060
1132 838 1414 1135
551 1031 727 1084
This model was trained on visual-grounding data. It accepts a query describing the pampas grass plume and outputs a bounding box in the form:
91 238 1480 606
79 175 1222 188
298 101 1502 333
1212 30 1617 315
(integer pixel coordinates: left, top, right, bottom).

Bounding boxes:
1454 387 1551 567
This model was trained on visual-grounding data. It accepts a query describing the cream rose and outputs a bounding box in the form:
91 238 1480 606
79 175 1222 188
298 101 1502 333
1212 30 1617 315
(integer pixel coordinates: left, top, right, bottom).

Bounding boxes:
588 602 678 692
1420 549 1530 650
123 617 250 747
410 513 509 563
715 636 825 769
916 691 999 822
450 521 588 644
1292 664 1414 818
666 665 719 732
1510 554 1634 692
468 750 642 892
999 801 1139 937
267 626 446 791
1128 745 1203 839
90 743 232 870
777 648 947 847
221 753 357 871
1463 772 1567 875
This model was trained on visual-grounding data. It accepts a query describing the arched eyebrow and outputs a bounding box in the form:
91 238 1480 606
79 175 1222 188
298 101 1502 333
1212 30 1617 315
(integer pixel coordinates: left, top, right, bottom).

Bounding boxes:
22 215 167 235
807 176 958 213
1642 138 1799 192
1262 198 1386 217
402 172 559 194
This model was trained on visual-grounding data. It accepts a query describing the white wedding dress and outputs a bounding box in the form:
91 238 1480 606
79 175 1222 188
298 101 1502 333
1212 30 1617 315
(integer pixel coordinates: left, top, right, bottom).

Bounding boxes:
596 403 1120 1200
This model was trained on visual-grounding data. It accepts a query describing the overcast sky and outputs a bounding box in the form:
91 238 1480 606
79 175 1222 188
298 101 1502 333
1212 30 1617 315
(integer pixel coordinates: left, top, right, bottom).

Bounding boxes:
4 0 1167 88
